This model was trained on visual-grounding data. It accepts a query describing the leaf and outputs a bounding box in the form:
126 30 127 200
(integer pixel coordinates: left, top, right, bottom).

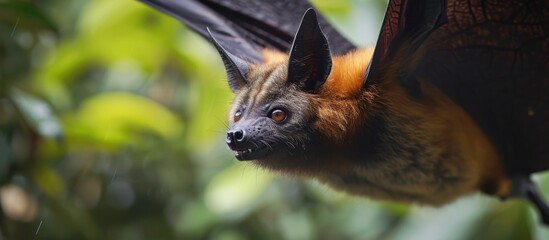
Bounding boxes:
10 89 63 139
64 91 183 148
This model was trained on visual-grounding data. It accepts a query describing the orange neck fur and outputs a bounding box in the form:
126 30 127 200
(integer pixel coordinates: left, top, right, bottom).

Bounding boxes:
320 48 374 98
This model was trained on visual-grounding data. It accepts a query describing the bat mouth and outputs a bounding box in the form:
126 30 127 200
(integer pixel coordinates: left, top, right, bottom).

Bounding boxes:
233 145 272 161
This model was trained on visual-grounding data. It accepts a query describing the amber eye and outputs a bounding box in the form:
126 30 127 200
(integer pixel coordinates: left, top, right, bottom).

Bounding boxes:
234 110 242 122
269 109 287 123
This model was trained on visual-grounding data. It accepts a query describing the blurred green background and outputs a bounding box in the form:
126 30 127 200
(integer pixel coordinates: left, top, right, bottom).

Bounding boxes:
1 0 549 239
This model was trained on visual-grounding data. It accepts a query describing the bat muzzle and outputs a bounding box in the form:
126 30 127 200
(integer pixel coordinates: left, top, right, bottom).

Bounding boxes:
226 128 273 161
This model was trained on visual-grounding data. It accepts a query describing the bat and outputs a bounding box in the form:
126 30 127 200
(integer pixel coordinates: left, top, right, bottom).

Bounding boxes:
138 0 549 223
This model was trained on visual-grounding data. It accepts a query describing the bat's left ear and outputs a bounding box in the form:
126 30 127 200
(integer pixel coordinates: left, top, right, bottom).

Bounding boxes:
207 28 249 93
287 9 332 93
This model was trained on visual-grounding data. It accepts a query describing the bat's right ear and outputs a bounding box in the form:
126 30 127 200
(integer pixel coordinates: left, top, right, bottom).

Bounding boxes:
207 28 248 92
287 9 332 93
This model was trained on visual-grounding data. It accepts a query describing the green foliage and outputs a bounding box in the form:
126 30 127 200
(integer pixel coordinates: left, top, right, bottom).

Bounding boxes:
0 0 548 239
64 91 183 148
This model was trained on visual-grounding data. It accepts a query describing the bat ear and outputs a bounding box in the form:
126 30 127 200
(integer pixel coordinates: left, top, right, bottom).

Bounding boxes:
207 28 248 92
287 9 332 93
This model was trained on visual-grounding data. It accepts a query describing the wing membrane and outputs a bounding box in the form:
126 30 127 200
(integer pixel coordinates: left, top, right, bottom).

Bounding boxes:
139 0 356 62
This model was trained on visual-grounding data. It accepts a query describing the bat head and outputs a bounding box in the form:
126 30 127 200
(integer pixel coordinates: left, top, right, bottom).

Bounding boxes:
209 9 333 167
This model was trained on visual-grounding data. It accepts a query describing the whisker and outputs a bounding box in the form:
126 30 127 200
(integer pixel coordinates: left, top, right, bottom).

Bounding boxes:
260 140 273 150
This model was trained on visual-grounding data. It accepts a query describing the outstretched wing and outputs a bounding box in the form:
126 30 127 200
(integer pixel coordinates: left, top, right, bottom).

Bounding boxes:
368 0 549 175
138 0 355 62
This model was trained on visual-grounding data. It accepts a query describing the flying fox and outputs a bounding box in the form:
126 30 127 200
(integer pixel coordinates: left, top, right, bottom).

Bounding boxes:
139 0 549 223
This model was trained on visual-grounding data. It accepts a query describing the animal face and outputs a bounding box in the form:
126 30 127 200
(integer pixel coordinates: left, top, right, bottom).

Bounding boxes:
207 9 333 164
226 62 317 161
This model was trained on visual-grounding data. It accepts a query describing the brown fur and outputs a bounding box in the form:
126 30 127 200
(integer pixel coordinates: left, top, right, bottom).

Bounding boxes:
232 47 511 206
314 48 376 143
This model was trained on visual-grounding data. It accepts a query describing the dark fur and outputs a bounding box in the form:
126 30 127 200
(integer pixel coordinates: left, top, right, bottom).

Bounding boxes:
222 9 506 206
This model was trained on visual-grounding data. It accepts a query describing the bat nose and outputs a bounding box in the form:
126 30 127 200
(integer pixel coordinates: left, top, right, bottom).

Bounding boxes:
226 129 246 148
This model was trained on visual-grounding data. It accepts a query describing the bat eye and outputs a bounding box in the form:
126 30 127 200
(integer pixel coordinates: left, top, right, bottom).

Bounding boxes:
269 109 287 123
234 110 242 122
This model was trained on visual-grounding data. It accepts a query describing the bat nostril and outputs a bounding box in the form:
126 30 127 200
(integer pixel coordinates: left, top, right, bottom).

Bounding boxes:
234 129 245 141
226 132 234 144
226 129 245 145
